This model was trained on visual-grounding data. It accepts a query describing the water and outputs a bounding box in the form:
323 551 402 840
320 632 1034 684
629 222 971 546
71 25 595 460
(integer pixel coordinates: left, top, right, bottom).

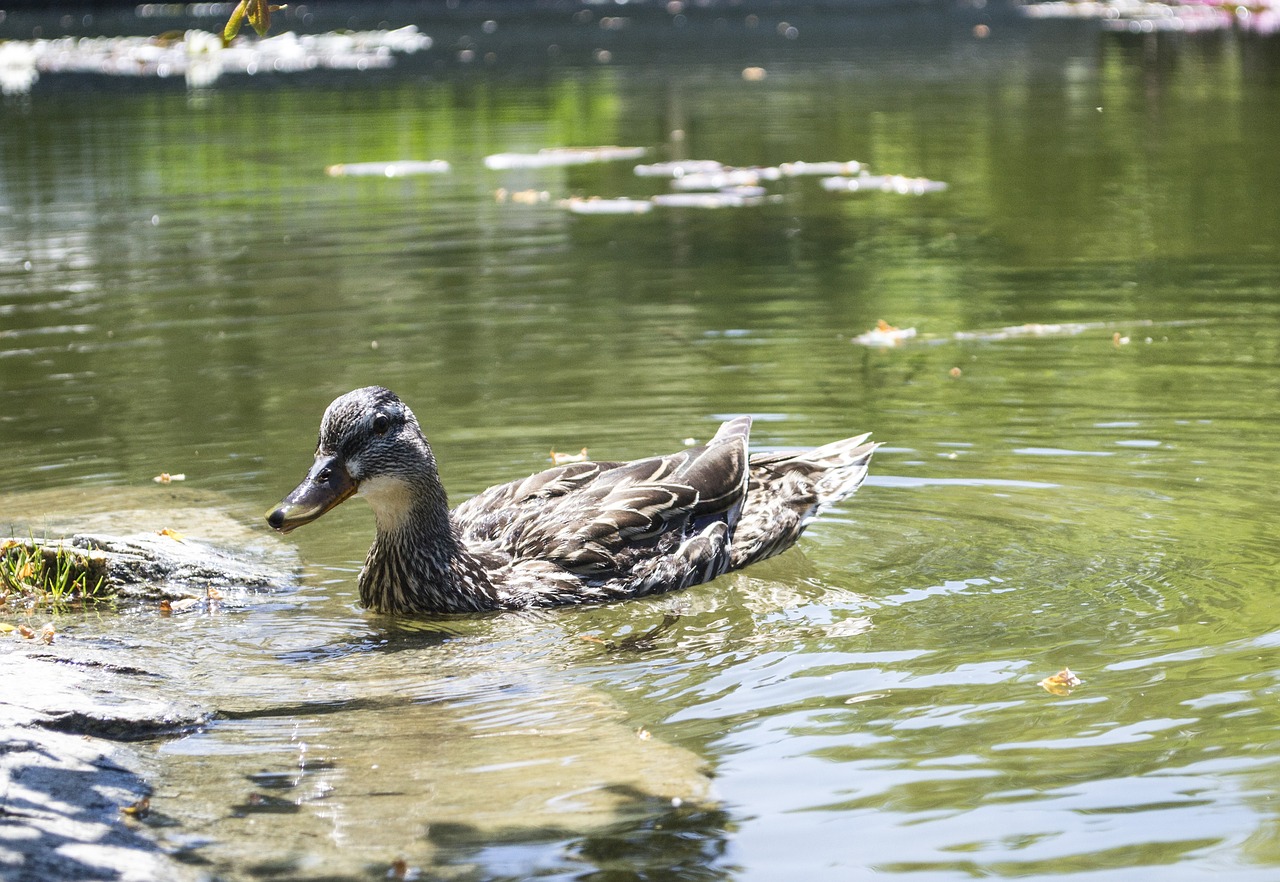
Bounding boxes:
2 4 1279 879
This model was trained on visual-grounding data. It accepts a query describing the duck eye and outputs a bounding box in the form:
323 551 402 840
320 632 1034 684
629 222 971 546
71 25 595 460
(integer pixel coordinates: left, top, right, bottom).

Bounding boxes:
372 414 391 435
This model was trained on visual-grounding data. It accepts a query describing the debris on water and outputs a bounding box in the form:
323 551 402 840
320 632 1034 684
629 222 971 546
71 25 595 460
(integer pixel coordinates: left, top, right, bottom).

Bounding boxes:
1021 0 1280 35
634 160 727 178
39 622 56 644
484 146 647 170
949 366 963 378
742 66 767 81
160 597 201 615
326 160 450 178
157 528 185 541
120 796 151 819
153 473 185 484
496 188 551 205
821 173 948 194
1113 331 1131 346
669 168 779 190
779 160 864 177
1038 667 1083 696
853 320 918 347
0 26 433 94
562 196 653 215
565 156 935 214
652 191 774 209
550 448 590 464
954 321 1112 342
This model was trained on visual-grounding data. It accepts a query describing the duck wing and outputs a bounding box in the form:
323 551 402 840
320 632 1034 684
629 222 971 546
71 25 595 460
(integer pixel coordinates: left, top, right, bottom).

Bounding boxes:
458 417 752 580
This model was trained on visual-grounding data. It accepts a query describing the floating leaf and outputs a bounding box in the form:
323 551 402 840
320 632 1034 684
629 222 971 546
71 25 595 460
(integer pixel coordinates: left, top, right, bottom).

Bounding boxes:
39 622 55 644
1038 667 1083 696
0 623 14 633
17 624 35 639
157 528 185 542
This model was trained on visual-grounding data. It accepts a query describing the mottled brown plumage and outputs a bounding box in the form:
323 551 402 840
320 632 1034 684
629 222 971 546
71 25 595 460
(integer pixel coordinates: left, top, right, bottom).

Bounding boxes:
267 387 876 615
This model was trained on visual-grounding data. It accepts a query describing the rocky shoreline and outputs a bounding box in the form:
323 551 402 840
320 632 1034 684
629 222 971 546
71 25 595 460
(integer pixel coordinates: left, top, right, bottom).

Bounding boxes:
1 649 205 882
2 505 300 881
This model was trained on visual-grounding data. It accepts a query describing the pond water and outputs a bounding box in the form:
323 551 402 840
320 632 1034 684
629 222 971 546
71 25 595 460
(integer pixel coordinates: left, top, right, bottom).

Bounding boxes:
3 3 1279 879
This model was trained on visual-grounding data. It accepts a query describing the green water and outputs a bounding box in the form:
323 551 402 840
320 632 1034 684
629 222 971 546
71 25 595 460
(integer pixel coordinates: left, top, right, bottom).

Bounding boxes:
2 5 1279 880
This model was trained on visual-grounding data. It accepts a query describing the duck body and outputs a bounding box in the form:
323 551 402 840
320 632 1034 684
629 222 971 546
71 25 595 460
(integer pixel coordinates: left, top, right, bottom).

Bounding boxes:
267 387 877 616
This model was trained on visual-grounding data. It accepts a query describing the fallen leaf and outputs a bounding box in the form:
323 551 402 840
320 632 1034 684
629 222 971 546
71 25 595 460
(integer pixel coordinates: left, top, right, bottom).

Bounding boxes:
39 622 55 644
206 586 223 601
157 528 185 541
121 796 151 818
0 623 15 633
17 624 35 639
1038 667 1083 696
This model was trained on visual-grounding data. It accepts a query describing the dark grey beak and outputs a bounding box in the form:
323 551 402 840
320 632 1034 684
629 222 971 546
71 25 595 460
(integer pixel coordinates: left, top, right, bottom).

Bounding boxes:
266 455 356 534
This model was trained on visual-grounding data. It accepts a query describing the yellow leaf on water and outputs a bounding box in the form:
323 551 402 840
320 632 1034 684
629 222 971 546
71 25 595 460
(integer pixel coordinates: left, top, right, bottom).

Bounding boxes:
1038 667 1083 696
0 623 15 633
157 528 185 542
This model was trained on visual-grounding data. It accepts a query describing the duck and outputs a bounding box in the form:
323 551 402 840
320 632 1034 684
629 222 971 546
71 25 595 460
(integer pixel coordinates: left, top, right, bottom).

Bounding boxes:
266 386 877 615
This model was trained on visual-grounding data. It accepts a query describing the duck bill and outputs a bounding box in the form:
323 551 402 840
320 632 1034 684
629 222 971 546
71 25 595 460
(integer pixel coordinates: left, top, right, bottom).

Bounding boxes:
266 456 356 534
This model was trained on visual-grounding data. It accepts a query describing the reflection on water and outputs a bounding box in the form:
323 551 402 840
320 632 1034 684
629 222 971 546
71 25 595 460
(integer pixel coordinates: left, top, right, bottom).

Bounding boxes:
2 3 1280 879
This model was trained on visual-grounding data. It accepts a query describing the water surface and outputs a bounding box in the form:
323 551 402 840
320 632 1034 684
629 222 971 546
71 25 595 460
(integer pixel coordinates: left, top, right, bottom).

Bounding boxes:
2 5 1278 879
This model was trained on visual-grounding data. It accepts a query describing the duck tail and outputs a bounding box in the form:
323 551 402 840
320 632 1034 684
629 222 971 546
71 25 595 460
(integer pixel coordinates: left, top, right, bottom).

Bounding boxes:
807 433 877 509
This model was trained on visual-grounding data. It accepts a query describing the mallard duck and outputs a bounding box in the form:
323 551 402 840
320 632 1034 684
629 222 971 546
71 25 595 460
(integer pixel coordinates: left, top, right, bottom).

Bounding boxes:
266 386 877 615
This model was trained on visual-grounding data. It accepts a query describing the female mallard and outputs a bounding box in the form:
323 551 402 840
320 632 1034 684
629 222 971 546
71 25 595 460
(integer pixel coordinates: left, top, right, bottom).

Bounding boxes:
267 386 877 615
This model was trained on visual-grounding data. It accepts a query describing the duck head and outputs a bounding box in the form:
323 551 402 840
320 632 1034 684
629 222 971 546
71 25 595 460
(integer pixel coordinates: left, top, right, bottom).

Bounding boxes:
266 386 444 535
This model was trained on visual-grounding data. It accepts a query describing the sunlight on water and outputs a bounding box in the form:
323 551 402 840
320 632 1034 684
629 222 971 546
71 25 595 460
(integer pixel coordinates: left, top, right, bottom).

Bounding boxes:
2 3 1279 879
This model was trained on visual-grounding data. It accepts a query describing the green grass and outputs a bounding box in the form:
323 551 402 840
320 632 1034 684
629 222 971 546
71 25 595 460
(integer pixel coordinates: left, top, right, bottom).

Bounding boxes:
0 539 113 612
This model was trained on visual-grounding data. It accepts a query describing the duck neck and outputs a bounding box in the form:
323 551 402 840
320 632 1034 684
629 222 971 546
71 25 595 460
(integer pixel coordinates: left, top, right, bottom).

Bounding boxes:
357 480 499 615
